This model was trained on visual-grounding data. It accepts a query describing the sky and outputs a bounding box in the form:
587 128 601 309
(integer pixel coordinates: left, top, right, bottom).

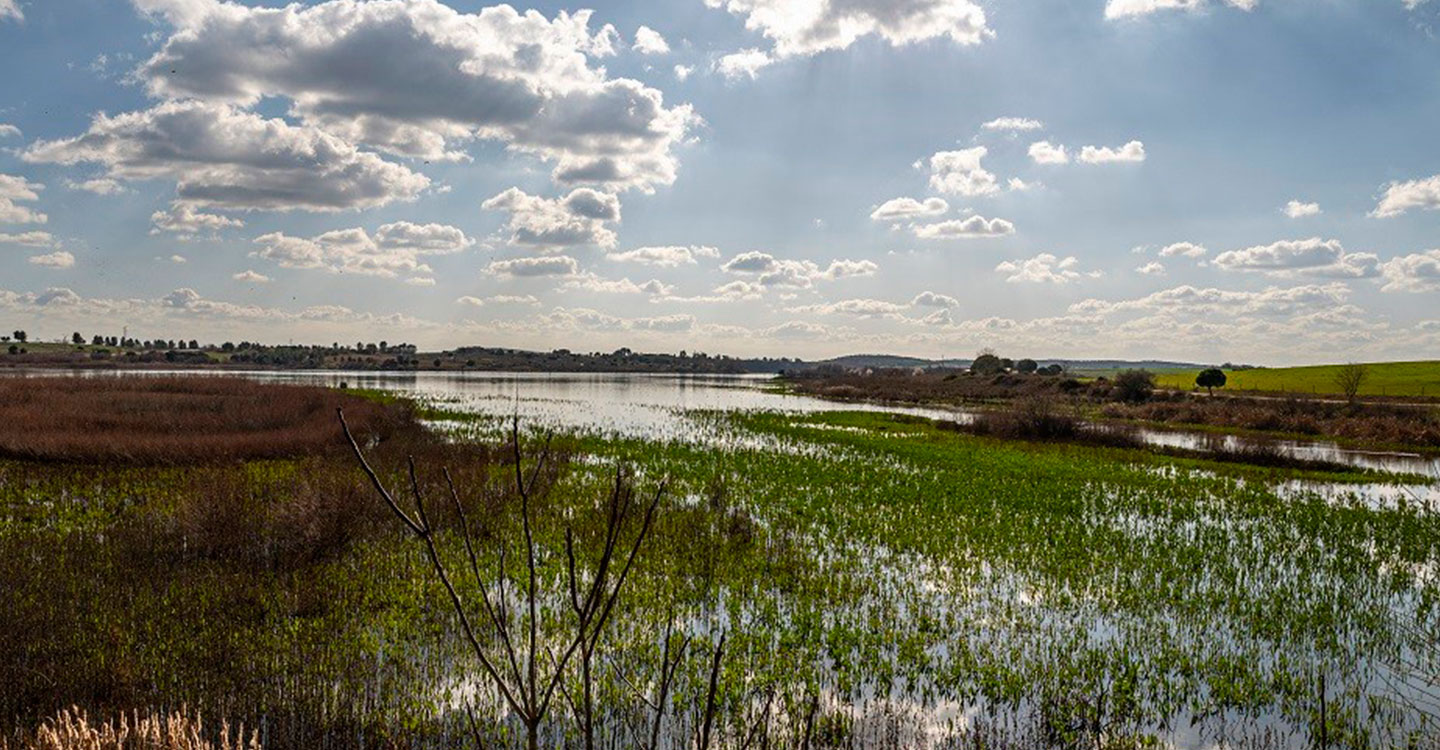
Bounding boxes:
1 0 1438 364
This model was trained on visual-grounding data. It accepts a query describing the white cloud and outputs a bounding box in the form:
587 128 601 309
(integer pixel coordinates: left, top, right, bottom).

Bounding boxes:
1284 200 1321 218
25 101 429 213
607 245 720 267
253 221 471 278
706 0 990 61
1028 141 1069 165
911 291 959 308
1212 238 1379 278
487 255 580 277
1104 0 1256 19
1380 250 1440 293
1136 261 1166 276
457 294 541 307
150 202 245 237
674 64 695 81
233 270 271 283
715 48 774 80
996 253 1098 284
1079 141 1146 164
1158 241 1208 258
66 177 126 195
911 215 1015 239
133 0 695 192
0 124 20 138
483 187 620 250
0 0 20 22
0 174 47 225
563 273 674 296
982 117 1043 132
927 147 998 196
788 298 909 318
168 255 187 263
0 231 57 247
720 251 877 288
29 251 76 269
869 197 948 221
633 25 670 54
1070 283 1350 317
1372 175 1440 218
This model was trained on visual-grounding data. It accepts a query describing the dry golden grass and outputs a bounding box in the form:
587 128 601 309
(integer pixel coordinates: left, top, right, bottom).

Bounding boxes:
2 707 258 750
0 376 406 464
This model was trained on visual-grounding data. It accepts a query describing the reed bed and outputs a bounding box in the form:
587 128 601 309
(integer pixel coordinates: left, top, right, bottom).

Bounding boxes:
0 377 407 464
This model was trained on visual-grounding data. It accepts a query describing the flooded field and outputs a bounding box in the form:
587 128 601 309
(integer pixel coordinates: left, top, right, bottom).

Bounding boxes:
3 372 1438 749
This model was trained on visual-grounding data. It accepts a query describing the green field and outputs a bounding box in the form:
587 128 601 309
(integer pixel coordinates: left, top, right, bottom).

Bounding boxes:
1156 360 1440 398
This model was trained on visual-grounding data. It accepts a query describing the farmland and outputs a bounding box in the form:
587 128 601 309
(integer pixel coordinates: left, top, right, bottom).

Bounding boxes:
1155 361 1440 399
2 376 1438 749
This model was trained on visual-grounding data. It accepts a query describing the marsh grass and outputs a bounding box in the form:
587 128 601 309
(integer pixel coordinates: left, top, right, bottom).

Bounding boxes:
0 377 406 464
2 707 258 750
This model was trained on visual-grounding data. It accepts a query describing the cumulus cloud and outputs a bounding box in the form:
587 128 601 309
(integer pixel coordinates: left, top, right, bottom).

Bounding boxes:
1079 141 1146 164
25 101 429 214
1070 283 1350 317
0 124 21 138
133 0 695 192
1372 175 1440 218
150 202 244 237
457 294 541 307
0 231 57 247
633 26 670 54
29 251 76 268
66 177 126 195
1284 200 1321 218
720 251 877 288
870 197 948 221
1380 250 1440 293
0 0 20 22
715 48 774 80
995 253 1098 284
487 255 581 277
1028 141 1068 165
607 245 720 267
233 270 270 283
982 117 1043 132
483 187 620 250
0 174 47 225
912 291 958 307
1136 261 1166 276
705 0 990 62
253 221 472 278
1158 241 1207 258
674 64 695 81
911 215 1015 239
927 147 998 196
788 298 909 318
1212 237 1380 278
563 273 674 296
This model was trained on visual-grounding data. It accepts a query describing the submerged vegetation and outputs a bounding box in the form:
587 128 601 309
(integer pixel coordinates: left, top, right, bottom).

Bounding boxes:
2 376 1438 748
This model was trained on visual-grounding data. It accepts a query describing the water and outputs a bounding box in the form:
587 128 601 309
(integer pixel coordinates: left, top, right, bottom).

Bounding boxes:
12 368 1439 484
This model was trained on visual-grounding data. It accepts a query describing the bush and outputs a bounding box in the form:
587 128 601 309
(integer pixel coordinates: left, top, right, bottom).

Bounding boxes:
1112 370 1156 403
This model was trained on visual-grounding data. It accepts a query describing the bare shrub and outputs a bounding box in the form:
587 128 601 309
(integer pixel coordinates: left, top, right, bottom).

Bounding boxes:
1334 362 1368 403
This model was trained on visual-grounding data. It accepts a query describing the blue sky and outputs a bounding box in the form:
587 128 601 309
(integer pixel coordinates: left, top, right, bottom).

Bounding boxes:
1 0 1438 363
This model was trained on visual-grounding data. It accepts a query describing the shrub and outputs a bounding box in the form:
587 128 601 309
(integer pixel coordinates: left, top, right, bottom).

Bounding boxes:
1112 370 1156 403
2 707 258 750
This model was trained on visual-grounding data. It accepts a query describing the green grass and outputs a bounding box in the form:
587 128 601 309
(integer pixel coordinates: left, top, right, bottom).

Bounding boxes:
1155 360 1440 398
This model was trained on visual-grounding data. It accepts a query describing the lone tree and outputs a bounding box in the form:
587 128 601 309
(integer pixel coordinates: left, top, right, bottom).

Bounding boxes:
1195 368 1227 395
1016 358 1038 374
1334 362 1368 403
